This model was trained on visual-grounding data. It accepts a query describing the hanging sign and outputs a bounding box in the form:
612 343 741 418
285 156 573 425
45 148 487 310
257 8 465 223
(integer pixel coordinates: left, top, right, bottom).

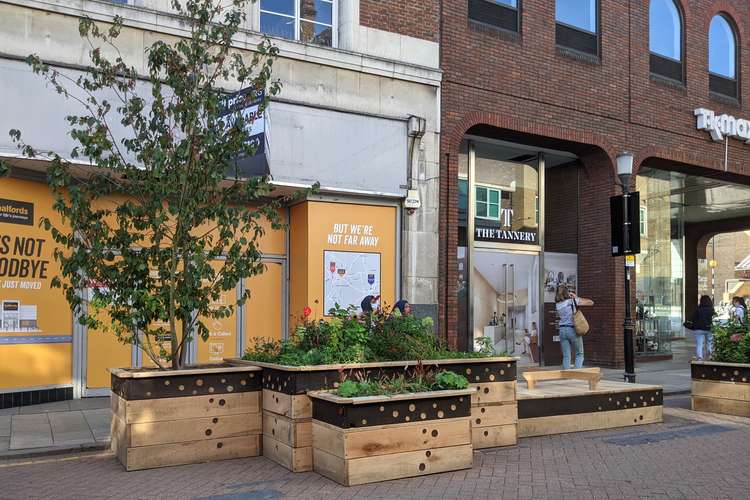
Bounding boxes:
220 88 269 178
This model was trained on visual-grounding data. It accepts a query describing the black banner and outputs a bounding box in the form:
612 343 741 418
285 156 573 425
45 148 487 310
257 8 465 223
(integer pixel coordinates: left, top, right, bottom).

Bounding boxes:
0 199 33 226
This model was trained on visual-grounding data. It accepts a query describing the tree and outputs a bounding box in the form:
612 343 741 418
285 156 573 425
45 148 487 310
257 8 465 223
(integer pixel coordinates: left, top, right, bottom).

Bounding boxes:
3 0 286 369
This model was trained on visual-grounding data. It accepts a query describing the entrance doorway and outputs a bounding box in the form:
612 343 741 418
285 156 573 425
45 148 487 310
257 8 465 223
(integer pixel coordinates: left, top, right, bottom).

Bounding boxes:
471 250 540 364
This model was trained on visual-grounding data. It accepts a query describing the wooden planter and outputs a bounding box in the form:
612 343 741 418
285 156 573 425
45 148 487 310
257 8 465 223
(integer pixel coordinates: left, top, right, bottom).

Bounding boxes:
691 361 750 417
309 389 474 486
228 356 517 471
110 364 262 471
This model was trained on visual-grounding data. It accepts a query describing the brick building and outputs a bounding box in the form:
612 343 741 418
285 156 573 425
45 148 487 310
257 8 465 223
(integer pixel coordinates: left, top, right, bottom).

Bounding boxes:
439 0 750 367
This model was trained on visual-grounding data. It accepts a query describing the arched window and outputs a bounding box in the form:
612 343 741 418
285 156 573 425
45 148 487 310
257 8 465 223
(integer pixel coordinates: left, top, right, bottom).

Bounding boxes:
555 0 599 57
649 0 683 81
709 14 739 98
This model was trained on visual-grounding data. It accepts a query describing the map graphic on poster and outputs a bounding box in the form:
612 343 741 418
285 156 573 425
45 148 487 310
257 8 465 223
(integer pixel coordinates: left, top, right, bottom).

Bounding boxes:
324 250 380 314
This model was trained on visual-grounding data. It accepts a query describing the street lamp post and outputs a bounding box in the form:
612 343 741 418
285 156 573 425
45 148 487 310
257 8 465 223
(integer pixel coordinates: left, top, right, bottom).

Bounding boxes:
616 152 636 383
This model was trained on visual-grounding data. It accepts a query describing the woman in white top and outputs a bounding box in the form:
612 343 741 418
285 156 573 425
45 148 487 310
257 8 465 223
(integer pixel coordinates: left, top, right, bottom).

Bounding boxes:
554 284 594 369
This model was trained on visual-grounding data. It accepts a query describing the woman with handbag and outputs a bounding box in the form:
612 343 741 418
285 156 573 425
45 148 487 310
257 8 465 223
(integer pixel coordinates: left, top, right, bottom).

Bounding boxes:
555 284 594 369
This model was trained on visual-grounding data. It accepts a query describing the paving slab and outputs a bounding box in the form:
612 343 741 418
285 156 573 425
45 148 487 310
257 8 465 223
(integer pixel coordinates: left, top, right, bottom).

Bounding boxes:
69 398 109 411
9 414 52 450
0 437 8 452
0 407 20 416
82 409 111 442
18 401 71 415
0 415 10 437
49 411 95 446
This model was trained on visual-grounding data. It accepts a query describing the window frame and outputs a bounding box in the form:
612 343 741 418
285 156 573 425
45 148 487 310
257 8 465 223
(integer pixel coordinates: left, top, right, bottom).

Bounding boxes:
468 0 521 35
708 13 740 100
649 0 685 84
259 0 338 48
555 0 601 58
475 185 504 222
639 206 647 237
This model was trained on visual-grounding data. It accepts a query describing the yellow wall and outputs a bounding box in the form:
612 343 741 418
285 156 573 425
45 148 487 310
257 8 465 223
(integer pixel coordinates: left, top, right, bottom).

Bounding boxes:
0 343 71 389
245 261 284 346
290 201 397 322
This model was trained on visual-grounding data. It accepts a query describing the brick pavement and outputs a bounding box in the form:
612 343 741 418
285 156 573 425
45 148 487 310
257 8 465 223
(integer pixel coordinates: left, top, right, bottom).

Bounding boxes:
1 402 749 500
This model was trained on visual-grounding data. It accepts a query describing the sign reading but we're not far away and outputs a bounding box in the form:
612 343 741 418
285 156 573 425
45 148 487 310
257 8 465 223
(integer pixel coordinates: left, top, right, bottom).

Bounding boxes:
326 223 380 247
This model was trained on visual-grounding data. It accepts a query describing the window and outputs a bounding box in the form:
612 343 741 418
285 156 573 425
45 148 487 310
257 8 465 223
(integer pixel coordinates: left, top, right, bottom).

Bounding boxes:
476 186 502 220
555 0 599 56
639 206 647 236
260 0 335 47
468 0 520 34
708 14 738 99
649 0 683 82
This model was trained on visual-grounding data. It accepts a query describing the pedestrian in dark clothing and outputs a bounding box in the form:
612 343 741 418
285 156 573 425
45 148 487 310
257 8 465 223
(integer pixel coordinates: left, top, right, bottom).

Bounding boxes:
689 295 715 360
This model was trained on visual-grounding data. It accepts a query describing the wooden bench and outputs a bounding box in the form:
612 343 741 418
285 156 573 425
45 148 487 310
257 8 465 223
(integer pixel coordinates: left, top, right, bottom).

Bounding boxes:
523 368 601 391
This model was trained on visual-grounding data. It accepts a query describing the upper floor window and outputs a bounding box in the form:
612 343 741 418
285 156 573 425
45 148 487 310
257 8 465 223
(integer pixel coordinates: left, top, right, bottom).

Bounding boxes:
555 0 599 57
649 0 684 82
709 14 739 99
468 0 520 34
260 0 335 47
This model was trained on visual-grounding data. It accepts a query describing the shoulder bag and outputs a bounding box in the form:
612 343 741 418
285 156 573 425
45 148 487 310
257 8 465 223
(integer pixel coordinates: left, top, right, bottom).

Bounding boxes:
571 299 590 336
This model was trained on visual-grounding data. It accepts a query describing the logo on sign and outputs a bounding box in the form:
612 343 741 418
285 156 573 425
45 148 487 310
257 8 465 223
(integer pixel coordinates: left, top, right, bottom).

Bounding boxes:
0 199 33 226
367 273 375 285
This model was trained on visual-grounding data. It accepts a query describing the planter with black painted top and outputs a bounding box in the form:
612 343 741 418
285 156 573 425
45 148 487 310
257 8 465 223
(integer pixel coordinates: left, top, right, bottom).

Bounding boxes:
227 356 518 471
109 364 262 471
691 360 750 417
309 388 474 486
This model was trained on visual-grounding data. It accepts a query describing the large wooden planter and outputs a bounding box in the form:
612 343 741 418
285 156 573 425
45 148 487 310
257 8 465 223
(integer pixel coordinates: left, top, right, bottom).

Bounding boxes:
309 389 474 486
110 364 262 471
691 361 750 417
228 356 517 471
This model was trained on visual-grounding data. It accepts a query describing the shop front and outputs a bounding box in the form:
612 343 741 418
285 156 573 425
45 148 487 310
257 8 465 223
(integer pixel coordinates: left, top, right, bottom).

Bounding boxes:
456 136 582 366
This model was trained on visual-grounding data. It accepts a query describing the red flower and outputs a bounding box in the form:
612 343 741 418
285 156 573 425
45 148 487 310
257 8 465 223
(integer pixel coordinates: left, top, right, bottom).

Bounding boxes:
303 306 312 318
731 333 742 343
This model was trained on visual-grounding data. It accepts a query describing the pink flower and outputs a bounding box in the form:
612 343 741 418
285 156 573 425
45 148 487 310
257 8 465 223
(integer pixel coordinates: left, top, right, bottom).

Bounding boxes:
730 333 742 343
303 306 312 318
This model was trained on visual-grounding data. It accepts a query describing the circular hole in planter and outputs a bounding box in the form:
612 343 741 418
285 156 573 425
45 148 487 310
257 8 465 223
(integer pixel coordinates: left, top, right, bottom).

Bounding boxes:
476 419 481 425
221 378 226 384
164 380 170 386
205 429 212 436
483 431 489 437
209 387 215 393
475 376 480 381
422 429 427 434
466 368 471 375
634 419 638 423
640 415 644 420
643 402 647 407
626 397 630 403
272 429 275 436
227 385 234 392
361 419 367 426
213 418 218 424
450 404 456 411
405 416 411 422
146 392 152 397
425 451 432 457
485 368 489 373
420 413 427 420
392 411 399 418
459 397 464 402
219 399 226 406
409 404 416 412
196 379 204 387
178 385 185 391
209 398 215 403
240 380 247 386
431 430 438 437
333 382 339 388
432 403 437 409
489 375 495 381
192 390 198 395
483 388 489 394
437 411 444 418
217 442 223 449
250 373 255 378
500 370 505 375
419 463 426 471
480 407 486 414
379 406 385 412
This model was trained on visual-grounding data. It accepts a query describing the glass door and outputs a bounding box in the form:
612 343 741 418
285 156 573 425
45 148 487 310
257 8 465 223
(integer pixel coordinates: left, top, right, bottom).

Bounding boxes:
472 250 539 364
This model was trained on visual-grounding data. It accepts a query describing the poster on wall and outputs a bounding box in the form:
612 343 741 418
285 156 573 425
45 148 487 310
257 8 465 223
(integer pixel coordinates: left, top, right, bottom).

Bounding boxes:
323 250 380 314
543 252 578 303
0 180 72 344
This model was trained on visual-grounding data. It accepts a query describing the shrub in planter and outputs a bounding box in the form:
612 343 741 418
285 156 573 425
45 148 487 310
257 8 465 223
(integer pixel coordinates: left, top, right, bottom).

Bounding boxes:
309 371 474 486
237 306 518 470
691 322 750 417
5 0 291 470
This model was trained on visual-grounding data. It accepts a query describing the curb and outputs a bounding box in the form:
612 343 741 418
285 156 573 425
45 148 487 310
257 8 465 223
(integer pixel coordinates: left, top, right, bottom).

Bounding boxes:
0 441 109 462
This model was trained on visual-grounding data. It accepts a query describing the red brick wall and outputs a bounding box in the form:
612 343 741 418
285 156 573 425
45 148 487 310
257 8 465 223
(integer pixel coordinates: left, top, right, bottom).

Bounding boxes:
359 1 440 42
439 0 750 367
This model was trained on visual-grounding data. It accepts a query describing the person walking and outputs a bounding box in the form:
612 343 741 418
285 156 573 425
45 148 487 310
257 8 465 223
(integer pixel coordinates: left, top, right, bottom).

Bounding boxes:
555 284 594 369
731 296 747 324
690 295 715 360
393 299 412 316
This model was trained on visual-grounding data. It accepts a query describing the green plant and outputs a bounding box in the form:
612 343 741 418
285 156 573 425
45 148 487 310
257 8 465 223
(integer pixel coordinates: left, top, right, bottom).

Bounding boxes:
434 370 469 390
712 322 750 364
5 1 286 369
333 370 469 397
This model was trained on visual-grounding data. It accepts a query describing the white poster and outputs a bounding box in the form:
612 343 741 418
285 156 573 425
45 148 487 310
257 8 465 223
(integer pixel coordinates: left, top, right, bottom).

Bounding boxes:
324 250 380 314
544 252 578 303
